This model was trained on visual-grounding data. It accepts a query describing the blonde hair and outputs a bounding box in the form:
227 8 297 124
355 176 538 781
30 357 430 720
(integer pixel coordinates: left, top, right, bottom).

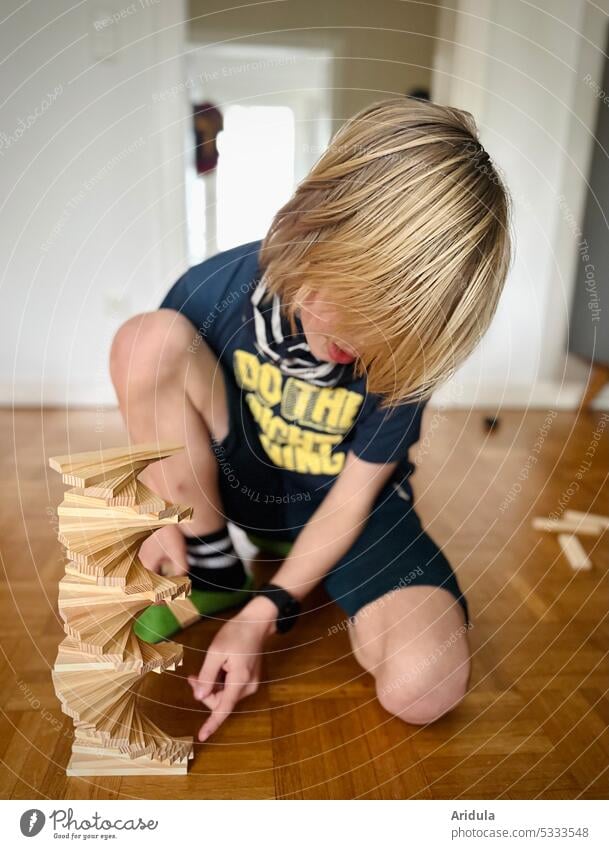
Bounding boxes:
260 97 511 406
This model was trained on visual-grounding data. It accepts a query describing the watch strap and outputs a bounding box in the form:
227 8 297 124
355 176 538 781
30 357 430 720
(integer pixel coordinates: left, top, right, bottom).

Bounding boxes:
256 583 301 633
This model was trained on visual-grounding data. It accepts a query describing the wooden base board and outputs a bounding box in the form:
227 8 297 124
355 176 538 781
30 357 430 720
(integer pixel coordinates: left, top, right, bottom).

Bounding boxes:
67 745 192 776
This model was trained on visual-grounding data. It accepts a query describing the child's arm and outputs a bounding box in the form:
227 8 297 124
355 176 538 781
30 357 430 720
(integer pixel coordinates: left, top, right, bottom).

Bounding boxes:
260 452 398 602
189 453 398 740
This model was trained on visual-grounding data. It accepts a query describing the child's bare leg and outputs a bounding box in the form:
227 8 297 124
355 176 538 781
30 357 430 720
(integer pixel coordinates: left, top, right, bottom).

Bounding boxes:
349 586 471 725
110 309 229 573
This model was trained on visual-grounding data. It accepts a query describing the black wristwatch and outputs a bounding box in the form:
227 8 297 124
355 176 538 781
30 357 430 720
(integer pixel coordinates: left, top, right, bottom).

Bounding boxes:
255 583 301 633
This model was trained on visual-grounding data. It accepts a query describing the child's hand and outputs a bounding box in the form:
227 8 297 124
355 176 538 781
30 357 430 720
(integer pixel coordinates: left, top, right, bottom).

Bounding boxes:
188 597 276 741
138 524 187 575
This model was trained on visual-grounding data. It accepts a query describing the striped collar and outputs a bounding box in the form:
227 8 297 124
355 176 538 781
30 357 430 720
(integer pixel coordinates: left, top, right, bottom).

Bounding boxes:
251 278 351 388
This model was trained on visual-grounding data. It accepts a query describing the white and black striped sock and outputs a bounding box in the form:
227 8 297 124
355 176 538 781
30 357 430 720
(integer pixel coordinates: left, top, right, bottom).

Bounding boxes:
185 528 247 592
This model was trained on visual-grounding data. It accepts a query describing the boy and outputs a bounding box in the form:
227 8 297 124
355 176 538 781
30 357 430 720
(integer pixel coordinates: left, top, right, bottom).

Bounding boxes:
110 97 511 742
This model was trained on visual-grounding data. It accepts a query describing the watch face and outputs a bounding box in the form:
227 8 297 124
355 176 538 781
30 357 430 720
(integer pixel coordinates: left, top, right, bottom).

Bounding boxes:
277 597 301 633
282 599 300 618
259 584 301 633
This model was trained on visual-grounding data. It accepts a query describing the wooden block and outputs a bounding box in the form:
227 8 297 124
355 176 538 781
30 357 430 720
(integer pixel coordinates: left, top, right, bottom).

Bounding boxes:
55 637 119 672
55 634 183 674
59 460 150 489
64 480 173 515
167 596 200 628
72 717 193 765
63 539 142 579
77 549 142 587
78 466 148 499
532 517 601 536
558 534 592 571
563 510 609 531
57 507 192 534
61 527 152 562
67 750 190 776
49 443 182 476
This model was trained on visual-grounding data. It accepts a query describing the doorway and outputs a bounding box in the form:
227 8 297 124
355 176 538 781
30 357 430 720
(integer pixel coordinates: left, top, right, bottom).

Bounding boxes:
183 42 334 263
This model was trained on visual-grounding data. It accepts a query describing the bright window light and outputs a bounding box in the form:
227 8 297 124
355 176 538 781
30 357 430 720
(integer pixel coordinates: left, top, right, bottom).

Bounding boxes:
216 105 295 250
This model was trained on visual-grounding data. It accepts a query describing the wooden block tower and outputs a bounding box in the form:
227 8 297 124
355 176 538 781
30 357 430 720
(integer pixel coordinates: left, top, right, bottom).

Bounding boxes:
48 443 195 777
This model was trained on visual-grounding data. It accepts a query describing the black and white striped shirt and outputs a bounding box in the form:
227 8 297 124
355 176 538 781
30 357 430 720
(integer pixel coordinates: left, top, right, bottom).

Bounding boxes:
251 278 351 388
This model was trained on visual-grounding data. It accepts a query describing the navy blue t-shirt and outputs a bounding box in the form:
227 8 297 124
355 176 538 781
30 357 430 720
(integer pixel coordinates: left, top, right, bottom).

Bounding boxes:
161 241 424 496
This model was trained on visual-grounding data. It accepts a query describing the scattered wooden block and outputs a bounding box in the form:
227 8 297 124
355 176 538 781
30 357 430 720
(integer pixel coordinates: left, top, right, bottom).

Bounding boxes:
49 444 182 491
48 443 194 776
167 596 202 629
558 534 592 571
563 510 609 532
532 517 602 536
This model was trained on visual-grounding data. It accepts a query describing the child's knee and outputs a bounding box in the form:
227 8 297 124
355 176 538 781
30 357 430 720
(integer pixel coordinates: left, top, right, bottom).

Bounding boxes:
110 309 194 395
375 655 470 725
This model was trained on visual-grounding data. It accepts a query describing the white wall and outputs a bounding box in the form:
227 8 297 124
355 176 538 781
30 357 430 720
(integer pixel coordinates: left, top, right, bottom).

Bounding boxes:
432 0 609 409
0 0 188 406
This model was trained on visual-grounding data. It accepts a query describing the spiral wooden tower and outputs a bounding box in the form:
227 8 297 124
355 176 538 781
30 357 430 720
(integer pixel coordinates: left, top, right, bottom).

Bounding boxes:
49 443 194 776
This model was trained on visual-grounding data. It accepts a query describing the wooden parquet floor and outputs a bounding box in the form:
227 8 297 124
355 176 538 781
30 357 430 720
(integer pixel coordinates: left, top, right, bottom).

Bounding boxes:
0 407 607 799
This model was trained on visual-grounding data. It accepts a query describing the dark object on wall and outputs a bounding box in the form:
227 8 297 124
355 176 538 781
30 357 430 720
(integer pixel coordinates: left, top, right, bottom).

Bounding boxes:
193 102 223 174
483 416 500 433
407 87 430 101
569 30 609 409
